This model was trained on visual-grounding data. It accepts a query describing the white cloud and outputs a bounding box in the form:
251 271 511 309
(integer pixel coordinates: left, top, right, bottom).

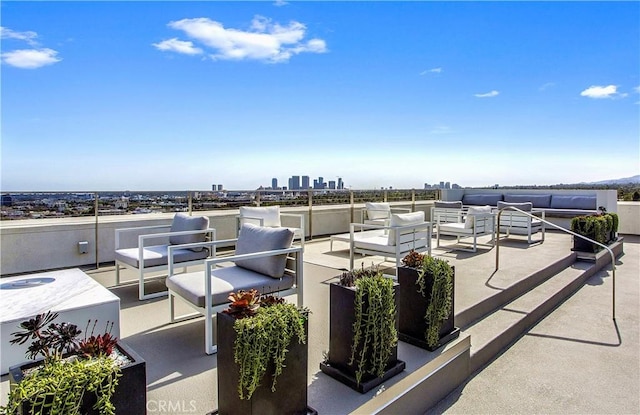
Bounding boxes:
474 90 499 98
153 38 203 55
274 0 289 6
1 48 61 69
0 26 39 46
580 85 619 99
634 86 640 94
158 16 327 63
420 67 442 75
539 82 555 91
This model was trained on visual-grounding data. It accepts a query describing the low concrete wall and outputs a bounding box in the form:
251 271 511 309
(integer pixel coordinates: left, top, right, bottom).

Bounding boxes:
617 201 640 235
1 200 636 276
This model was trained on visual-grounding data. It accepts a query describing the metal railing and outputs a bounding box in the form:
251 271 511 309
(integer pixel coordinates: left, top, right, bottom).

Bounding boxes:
495 206 617 320
0 189 439 271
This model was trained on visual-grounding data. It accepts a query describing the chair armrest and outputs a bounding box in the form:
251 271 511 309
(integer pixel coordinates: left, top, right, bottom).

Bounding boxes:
350 222 388 232
205 245 302 267
115 224 171 249
137 228 215 248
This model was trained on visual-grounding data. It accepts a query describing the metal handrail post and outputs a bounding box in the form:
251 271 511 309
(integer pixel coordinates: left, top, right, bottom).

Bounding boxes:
308 189 313 240
94 192 99 269
350 190 354 223
411 189 416 212
188 191 193 215
495 206 617 320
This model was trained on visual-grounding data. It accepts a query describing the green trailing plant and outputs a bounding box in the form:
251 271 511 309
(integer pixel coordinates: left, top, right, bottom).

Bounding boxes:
402 251 454 349
2 356 120 415
224 292 308 400
0 312 122 415
340 266 398 386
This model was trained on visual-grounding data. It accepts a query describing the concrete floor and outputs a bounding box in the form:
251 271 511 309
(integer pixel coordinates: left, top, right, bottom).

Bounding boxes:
429 235 639 414
1 232 638 414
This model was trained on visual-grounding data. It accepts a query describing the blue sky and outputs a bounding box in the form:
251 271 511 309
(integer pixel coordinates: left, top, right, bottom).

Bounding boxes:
2 1 639 191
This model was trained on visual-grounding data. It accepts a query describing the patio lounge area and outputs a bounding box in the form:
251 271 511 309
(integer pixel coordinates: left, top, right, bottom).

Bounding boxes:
2 229 638 414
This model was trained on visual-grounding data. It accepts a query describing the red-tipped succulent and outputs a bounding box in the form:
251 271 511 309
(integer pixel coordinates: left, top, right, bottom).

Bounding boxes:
223 289 261 318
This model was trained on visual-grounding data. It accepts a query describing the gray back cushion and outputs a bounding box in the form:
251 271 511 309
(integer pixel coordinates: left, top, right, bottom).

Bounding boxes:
434 201 463 209
169 213 209 251
462 194 503 206
550 195 596 210
235 224 294 278
503 194 552 208
497 201 533 212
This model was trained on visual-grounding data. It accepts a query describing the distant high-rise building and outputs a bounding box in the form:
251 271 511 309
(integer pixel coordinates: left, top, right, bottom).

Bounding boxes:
1 194 12 207
445 182 451 189
212 184 223 191
272 178 278 189
337 177 343 189
289 175 300 190
301 176 310 189
328 180 336 190
313 176 326 190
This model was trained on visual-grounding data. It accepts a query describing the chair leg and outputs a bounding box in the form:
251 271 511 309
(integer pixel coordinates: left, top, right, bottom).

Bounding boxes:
115 262 121 285
205 310 218 355
169 293 176 322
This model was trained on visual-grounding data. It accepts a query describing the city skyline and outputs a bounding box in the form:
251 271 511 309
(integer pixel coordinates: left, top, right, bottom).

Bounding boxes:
1 1 639 191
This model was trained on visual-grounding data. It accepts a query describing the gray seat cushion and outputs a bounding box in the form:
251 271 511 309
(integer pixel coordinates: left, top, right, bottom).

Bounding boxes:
434 201 463 209
543 208 597 218
462 194 503 206
503 194 552 208
166 267 294 308
235 224 294 278
169 213 210 251
115 245 209 268
550 195 596 210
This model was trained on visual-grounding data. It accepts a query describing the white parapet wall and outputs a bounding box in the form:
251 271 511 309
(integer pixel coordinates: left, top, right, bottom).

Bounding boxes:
617 201 640 235
0 199 637 276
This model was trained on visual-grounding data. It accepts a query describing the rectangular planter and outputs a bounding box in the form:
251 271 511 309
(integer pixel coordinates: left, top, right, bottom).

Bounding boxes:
215 311 315 415
9 340 147 415
397 266 460 351
319 282 406 394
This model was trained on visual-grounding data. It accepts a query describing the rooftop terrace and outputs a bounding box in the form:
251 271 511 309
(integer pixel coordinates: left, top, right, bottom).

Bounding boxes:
1 195 639 414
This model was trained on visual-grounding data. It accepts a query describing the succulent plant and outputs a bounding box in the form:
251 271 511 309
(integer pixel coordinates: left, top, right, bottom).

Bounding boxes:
223 289 261 318
338 263 381 287
401 250 425 268
78 320 118 358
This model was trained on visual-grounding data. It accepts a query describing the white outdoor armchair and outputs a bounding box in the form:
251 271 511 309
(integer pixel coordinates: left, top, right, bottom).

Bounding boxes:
349 211 432 269
114 213 215 300
436 206 495 252
166 224 303 355
360 202 412 226
496 201 545 244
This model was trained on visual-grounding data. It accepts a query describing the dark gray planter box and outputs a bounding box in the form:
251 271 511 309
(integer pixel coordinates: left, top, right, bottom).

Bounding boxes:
319 282 406 393
214 311 316 415
397 266 459 351
9 340 147 415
